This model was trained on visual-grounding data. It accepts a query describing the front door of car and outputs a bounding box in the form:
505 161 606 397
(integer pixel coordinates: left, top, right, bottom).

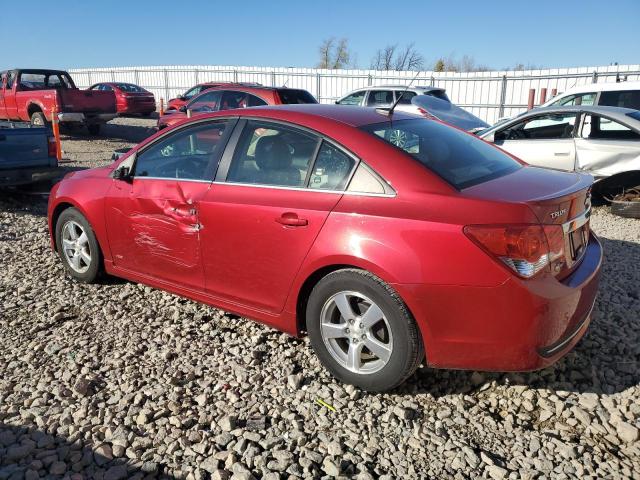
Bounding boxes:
198 119 356 313
493 113 578 171
574 113 640 177
104 118 235 290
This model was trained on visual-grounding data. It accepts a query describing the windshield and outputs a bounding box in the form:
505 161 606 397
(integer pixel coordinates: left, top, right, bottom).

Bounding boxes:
116 83 146 93
411 96 489 131
277 89 318 104
360 119 521 189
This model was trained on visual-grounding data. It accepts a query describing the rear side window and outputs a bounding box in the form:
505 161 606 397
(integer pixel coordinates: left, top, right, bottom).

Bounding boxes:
581 114 640 141
360 119 521 189
599 90 640 110
277 89 318 104
396 91 416 104
226 121 319 187
308 142 355 190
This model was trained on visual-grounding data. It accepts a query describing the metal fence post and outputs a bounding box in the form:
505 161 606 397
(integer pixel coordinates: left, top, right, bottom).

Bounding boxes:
430 75 435 86
498 75 508 118
163 69 170 102
87 71 92 86
233 69 238 83
316 73 321 101
271 71 276 87
367 74 372 86
592 71 598 83
195 69 199 84
110 70 116 82
134 69 140 85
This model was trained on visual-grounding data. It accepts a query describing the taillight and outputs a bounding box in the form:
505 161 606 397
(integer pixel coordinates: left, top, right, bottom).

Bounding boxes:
464 224 566 278
47 136 57 158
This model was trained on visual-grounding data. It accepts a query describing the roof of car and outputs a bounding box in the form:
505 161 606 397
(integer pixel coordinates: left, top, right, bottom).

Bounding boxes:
196 104 418 127
542 80 640 105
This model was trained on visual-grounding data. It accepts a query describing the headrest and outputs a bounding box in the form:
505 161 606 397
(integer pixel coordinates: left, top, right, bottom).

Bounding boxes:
255 135 292 170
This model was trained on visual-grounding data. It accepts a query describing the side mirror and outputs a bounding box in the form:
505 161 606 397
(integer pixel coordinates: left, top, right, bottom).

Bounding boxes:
114 166 131 181
179 105 187 113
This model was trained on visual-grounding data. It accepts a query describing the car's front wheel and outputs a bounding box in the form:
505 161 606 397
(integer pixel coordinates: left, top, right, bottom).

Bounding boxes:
55 208 102 283
307 269 424 392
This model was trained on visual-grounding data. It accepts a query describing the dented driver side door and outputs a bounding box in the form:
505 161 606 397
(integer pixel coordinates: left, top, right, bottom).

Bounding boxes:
104 118 236 290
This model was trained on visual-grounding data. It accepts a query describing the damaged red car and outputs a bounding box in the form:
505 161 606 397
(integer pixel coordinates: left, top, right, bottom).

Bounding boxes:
48 105 602 391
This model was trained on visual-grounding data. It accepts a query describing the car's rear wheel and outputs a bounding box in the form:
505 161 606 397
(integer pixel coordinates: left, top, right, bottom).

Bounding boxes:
55 208 102 283
307 269 423 391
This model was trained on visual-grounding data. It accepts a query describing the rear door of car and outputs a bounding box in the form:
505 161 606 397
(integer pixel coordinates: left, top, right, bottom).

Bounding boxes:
493 112 578 171
197 118 357 314
574 113 640 178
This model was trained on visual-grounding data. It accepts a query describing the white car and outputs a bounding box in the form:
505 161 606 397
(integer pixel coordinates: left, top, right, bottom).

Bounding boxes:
479 105 640 196
542 80 640 109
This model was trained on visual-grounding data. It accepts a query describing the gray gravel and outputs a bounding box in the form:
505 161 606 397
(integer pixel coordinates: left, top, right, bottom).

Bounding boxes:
1 118 639 479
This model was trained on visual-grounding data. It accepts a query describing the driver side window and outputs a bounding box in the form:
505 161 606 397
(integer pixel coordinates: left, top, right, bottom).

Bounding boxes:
188 91 222 113
133 120 231 181
500 114 577 141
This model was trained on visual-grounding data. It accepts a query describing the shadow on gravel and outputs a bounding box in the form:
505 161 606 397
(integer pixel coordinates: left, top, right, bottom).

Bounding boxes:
399 235 640 398
0 422 173 479
99 123 156 144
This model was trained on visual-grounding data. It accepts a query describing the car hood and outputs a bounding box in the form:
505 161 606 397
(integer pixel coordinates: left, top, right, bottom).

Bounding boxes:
411 96 489 132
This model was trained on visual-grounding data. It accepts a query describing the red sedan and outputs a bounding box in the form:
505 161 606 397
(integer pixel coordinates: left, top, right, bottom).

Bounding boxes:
158 86 317 129
47 105 602 391
90 83 156 116
167 82 262 111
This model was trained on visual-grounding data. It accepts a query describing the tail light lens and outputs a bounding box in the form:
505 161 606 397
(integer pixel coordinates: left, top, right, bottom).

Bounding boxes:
47 136 57 158
464 224 566 278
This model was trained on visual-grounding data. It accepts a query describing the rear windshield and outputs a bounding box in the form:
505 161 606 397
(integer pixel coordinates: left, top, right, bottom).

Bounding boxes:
19 71 75 90
116 83 145 93
277 89 318 104
360 118 522 189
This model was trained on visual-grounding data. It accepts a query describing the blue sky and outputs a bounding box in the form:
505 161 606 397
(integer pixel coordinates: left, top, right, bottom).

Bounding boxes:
1 0 638 70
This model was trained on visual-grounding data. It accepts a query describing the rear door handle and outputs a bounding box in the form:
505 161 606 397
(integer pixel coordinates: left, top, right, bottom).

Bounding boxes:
276 212 308 227
554 151 570 156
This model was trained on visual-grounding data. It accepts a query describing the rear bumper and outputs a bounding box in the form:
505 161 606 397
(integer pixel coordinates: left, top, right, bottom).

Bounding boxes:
397 234 603 371
0 166 61 187
118 103 156 114
58 113 117 124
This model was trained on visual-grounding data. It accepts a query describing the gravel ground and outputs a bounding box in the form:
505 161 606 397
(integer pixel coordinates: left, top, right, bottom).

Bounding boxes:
1 118 639 479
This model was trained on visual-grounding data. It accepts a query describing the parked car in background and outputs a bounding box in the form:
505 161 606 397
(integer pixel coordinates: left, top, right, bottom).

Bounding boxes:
542 80 640 110
167 82 262 111
157 86 318 129
90 83 156 116
0 121 59 187
0 69 116 135
336 85 488 132
48 104 601 391
479 106 640 196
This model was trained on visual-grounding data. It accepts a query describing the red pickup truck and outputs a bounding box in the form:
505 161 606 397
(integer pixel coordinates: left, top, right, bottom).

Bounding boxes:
0 69 116 135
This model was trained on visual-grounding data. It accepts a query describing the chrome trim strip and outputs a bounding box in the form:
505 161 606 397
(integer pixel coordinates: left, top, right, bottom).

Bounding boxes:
562 206 591 234
125 177 396 198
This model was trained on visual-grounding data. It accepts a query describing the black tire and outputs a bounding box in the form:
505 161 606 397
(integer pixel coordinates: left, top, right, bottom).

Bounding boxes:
30 111 48 127
307 269 424 392
55 208 102 283
141 112 152 117
611 200 640 219
87 124 101 136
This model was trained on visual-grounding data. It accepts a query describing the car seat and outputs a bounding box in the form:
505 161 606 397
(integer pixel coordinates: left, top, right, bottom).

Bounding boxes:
254 136 300 186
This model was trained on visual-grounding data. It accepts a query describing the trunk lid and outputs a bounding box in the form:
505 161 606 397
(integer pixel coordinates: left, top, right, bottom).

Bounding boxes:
464 166 593 277
59 88 116 113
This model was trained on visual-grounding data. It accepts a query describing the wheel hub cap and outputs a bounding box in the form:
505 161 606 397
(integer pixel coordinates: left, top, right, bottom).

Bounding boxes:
61 220 91 274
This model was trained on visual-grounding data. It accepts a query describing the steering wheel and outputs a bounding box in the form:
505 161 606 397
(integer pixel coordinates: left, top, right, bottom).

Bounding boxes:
506 128 526 140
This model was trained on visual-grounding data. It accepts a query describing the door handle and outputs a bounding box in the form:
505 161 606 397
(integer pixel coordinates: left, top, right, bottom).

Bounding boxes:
276 212 308 227
172 206 197 217
554 151 570 156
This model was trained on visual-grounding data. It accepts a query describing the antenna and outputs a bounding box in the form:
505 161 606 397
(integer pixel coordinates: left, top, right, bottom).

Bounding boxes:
377 70 422 117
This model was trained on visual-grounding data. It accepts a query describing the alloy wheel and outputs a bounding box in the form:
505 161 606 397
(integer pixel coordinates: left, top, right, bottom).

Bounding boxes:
320 291 393 374
61 220 92 273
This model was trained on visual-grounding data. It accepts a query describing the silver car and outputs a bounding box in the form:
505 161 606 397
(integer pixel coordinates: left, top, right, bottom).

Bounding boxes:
479 105 640 194
336 85 488 132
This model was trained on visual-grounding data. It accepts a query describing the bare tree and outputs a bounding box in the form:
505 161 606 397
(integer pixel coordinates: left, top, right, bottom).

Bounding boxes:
370 43 424 71
435 54 490 72
434 59 445 72
317 37 352 69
